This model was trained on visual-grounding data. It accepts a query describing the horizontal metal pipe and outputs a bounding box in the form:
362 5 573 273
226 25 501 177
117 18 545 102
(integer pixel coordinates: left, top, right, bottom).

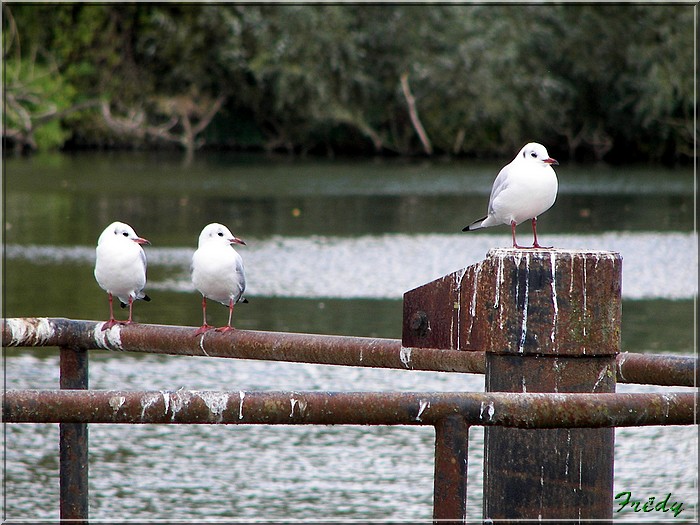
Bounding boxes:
616 351 696 387
3 390 696 428
2 318 696 385
2 317 482 373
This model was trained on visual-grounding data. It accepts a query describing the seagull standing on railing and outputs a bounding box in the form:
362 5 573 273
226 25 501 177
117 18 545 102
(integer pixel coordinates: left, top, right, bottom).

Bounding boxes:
191 223 248 336
94 221 151 330
463 142 559 248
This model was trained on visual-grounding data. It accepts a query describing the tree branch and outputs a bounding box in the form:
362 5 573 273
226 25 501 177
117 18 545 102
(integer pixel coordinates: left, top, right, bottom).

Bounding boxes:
400 72 433 155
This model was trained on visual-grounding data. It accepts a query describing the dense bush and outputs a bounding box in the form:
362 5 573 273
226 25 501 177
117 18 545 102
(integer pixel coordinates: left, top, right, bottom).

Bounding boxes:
3 4 694 163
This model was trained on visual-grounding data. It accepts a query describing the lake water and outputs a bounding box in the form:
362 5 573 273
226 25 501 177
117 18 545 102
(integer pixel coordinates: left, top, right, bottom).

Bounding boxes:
3 151 697 521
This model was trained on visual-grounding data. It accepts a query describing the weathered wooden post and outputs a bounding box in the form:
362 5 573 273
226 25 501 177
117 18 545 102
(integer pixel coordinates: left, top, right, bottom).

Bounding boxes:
403 249 621 523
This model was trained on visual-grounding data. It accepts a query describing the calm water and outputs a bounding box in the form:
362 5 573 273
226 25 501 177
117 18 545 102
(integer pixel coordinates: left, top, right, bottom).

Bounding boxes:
3 151 697 521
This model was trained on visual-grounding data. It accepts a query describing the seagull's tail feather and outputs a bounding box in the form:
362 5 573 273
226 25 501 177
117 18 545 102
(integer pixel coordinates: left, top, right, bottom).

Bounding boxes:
119 292 151 308
463 216 487 232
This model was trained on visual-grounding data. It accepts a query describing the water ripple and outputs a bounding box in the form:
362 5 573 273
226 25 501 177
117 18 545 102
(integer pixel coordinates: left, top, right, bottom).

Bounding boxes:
4 231 697 300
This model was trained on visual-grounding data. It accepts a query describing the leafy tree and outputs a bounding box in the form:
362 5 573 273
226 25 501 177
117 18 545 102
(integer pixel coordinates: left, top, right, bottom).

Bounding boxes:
2 3 693 163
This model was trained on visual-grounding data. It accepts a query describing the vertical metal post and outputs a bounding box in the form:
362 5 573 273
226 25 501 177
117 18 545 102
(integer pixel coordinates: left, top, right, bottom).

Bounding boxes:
480 250 621 523
432 416 470 524
59 346 89 522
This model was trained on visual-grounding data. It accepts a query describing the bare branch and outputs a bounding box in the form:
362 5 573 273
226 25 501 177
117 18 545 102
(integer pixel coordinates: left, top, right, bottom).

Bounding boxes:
191 94 226 136
400 72 433 155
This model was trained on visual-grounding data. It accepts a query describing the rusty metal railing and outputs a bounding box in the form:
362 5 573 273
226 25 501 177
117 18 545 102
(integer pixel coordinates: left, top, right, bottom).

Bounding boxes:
3 317 697 523
2 317 695 386
4 389 695 427
3 250 698 522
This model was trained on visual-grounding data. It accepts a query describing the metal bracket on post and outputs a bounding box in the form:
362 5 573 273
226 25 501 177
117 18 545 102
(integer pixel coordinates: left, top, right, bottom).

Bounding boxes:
403 249 622 523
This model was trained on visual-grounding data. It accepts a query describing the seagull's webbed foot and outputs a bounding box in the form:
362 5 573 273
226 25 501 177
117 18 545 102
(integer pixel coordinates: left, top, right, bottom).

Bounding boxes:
215 325 235 333
194 324 214 336
101 319 126 331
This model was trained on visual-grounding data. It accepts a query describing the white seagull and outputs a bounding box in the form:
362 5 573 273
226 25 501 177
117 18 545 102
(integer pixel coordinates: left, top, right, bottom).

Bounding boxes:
463 142 559 248
191 223 248 335
94 221 151 330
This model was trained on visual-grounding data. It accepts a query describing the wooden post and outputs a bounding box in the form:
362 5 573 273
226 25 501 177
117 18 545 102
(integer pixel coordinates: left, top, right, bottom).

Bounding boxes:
404 249 621 523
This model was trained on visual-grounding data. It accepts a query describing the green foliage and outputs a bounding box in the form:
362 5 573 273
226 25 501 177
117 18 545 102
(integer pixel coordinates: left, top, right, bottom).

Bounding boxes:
3 58 77 150
3 4 694 162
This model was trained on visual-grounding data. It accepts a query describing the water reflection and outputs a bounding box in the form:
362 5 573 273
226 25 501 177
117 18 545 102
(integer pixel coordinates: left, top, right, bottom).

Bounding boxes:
4 152 694 246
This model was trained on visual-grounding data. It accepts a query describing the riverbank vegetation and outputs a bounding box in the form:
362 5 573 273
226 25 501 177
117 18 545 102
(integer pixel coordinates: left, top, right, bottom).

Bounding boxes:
3 4 693 163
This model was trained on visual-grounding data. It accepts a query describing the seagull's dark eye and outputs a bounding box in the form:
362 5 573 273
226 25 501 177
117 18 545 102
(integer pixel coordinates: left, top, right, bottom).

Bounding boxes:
530 152 538 158
218 232 224 237
122 232 129 237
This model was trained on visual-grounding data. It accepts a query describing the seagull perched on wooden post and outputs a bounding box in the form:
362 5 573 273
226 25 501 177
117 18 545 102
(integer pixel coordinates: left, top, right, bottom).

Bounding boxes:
463 142 559 248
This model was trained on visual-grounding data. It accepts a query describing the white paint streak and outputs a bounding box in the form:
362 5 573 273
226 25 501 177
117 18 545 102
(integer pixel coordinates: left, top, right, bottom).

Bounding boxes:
480 401 495 422
468 265 480 318
494 255 504 309
592 366 610 392
464 266 479 349
197 391 229 422
109 395 126 412
238 391 245 420
552 358 562 393
161 391 170 415
616 353 627 381
518 255 530 353
582 260 588 339
549 252 558 343
35 318 55 344
662 394 673 418
453 269 467 350
198 335 210 357
169 389 189 421
540 465 545 487
399 346 412 368
93 324 123 350
579 450 583 489
289 394 308 418
6 318 29 346
415 399 430 422
140 392 162 419
6 318 56 346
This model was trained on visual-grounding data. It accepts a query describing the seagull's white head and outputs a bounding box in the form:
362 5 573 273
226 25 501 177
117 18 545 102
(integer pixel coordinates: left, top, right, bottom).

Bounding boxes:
198 222 246 248
98 221 150 246
518 142 559 167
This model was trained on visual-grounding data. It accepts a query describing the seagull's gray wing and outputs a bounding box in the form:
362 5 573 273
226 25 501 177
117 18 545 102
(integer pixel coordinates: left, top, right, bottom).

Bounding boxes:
487 164 512 215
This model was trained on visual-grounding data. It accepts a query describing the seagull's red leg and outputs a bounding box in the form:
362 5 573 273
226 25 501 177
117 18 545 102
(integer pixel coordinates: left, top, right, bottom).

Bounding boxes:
102 293 119 331
125 296 135 324
511 220 526 249
531 218 552 249
216 298 235 333
194 296 213 336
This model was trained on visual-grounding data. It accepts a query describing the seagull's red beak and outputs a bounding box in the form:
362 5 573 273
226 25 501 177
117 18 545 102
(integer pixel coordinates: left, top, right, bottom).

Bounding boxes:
230 237 246 246
134 237 151 245
544 157 559 166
